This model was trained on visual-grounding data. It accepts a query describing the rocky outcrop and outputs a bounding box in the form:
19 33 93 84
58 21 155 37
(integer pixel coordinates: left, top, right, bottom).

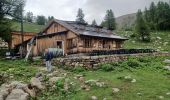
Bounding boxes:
6 89 29 100
30 77 45 90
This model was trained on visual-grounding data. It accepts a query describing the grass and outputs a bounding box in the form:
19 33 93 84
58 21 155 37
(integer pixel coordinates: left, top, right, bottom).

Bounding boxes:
11 21 44 33
0 56 170 100
117 31 170 51
0 59 38 83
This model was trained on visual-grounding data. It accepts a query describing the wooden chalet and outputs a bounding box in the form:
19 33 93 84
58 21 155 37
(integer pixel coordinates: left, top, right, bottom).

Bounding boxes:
21 19 128 56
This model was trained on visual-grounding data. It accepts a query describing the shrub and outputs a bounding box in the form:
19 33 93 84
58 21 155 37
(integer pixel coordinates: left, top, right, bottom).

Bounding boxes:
100 64 114 72
138 57 150 63
126 58 141 68
72 66 86 73
55 78 65 93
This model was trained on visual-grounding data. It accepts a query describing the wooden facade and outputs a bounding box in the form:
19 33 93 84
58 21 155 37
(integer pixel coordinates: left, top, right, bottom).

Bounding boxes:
23 20 127 56
11 31 35 49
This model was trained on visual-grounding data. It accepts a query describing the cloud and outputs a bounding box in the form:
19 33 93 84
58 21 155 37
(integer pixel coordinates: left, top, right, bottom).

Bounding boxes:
25 0 169 24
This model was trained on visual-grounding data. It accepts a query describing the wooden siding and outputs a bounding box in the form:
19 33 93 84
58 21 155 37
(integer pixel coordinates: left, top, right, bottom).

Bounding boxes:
33 22 78 56
11 32 35 48
45 23 67 34
77 36 123 53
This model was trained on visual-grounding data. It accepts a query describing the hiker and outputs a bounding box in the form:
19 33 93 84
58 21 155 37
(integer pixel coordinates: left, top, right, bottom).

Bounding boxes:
44 49 53 72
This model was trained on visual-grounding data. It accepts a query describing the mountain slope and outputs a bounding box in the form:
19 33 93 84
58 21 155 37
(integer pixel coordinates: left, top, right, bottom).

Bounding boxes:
116 13 136 30
11 21 44 33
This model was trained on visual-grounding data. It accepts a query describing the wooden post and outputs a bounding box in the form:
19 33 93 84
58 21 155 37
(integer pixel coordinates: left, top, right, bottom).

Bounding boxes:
20 4 24 58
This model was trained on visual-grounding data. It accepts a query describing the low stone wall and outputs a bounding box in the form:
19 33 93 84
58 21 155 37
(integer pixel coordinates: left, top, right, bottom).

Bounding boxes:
54 52 170 69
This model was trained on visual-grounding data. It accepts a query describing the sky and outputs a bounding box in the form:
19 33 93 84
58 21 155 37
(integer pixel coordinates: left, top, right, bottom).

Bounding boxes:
25 0 169 24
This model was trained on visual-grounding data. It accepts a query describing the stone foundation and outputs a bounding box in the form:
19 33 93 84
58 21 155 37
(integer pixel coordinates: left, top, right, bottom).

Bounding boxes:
54 52 170 69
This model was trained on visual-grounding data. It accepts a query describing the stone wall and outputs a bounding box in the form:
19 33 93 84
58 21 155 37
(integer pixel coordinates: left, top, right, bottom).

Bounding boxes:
54 52 170 69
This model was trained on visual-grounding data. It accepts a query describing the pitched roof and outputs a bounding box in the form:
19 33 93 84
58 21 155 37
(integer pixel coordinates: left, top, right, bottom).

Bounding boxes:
42 19 128 40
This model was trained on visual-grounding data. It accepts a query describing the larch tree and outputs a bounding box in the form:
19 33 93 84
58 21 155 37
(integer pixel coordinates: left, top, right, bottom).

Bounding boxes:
101 9 116 30
76 8 86 24
135 10 150 42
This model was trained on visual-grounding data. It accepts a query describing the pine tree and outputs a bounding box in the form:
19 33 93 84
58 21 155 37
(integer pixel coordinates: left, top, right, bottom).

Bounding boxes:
135 10 150 42
149 2 156 30
76 8 86 24
102 9 116 30
91 19 97 26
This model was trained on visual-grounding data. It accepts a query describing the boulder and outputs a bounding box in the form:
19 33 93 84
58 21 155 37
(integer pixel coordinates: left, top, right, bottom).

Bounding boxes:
158 96 164 99
6 89 29 100
124 75 133 82
131 79 136 83
0 87 10 100
23 84 36 97
9 81 27 89
166 92 170 95
112 88 120 93
163 59 170 63
91 96 98 100
30 77 45 90
164 66 170 70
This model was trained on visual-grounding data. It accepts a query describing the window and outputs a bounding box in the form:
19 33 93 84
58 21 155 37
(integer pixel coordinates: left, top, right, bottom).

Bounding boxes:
67 39 77 49
84 39 92 48
116 42 122 48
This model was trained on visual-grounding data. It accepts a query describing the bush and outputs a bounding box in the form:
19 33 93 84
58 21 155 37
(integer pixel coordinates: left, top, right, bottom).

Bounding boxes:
72 66 86 73
126 58 141 68
100 64 114 72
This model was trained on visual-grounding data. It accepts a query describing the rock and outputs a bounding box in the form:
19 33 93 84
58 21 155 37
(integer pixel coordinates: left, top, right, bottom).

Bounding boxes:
79 77 85 83
85 80 106 88
158 96 164 99
85 80 98 84
35 72 43 78
6 89 29 100
23 84 36 97
166 92 170 95
112 88 120 93
156 37 162 40
81 85 90 91
96 82 105 87
137 93 142 96
51 70 60 76
91 96 98 100
49 77 64 84
163 42 168 46
158 47 161 49
164 66 170 70
0 87 10 100
131 79 136 83
124 75 132 81
103 98 107 100
30 77 45 90
163 59 170 63
10 81 27 89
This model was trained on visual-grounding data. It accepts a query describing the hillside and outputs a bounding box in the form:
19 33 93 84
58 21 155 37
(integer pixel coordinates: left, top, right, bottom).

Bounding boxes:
116 13 136 30
118 31 170 51
11 21 44 33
